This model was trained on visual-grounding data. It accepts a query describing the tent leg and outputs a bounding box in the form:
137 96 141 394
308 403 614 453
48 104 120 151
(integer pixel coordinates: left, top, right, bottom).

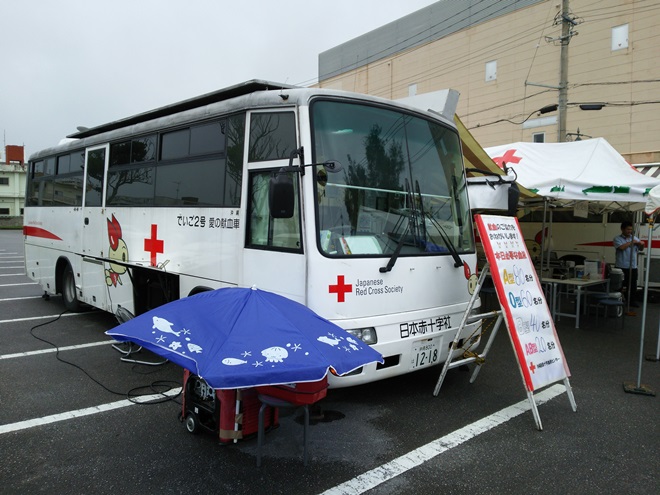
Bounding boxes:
622 222 656 396
645 318 660 362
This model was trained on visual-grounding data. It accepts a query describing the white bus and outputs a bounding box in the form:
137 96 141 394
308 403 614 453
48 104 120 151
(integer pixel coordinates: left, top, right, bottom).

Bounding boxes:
24 80 482 387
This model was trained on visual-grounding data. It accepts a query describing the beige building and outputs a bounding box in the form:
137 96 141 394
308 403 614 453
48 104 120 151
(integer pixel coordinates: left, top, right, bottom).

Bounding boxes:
318 0 659 165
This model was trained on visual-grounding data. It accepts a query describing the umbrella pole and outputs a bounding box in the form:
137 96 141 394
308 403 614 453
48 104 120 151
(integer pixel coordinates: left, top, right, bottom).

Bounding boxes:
234 390 241 444
623 217 656 396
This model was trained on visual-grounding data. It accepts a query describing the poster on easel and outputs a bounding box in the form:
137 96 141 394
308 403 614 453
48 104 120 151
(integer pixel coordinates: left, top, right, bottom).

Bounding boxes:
475 214 575 427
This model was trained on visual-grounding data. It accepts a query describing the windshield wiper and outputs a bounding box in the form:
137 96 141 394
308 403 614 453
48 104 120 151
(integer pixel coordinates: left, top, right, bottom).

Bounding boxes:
380 179 417 273
412 180 463 268
424 212 464 268
380 219 411 273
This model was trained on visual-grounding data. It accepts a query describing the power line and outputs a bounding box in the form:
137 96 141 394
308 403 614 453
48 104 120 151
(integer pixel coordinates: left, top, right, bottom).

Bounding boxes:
304 0 660 129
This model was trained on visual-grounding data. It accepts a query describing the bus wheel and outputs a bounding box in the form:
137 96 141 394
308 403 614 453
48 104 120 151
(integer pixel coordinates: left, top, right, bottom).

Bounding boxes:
62 264 82 312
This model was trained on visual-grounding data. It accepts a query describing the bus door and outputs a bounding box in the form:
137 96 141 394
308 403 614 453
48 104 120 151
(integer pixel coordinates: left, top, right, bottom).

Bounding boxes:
241 110 305 303
80 144 109 310
242 166 306 303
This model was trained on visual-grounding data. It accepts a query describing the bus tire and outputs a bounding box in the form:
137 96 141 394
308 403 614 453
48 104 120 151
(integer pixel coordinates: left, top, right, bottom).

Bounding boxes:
62 263 82 312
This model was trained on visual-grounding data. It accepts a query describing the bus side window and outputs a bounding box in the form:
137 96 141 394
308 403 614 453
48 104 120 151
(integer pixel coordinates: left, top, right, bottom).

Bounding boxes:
85 149 106 207
248 112 296 162
247 170 301 252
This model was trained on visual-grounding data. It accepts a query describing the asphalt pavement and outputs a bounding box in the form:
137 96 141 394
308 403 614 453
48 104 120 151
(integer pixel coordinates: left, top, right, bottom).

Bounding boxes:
1 229 658 494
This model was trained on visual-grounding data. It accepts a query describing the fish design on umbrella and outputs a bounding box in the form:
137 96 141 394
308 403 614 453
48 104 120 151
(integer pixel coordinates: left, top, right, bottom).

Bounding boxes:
107 287 383 389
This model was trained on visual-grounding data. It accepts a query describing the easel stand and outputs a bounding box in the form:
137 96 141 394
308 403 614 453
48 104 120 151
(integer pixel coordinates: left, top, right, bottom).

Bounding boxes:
433 262 577 430
523 378 577 430
433 265 504 396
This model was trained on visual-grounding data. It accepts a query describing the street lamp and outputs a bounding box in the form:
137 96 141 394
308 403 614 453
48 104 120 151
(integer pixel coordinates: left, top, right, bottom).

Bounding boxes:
578 104 605 111
566 127 592 141
539 104 559 114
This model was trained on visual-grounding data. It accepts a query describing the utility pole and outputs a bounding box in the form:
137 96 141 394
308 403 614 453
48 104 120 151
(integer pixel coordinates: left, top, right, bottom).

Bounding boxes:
558 0 571 142
526 1 579 142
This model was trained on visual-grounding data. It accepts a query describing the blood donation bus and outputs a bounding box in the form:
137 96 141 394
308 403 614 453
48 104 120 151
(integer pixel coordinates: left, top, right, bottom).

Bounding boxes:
23 80 482 387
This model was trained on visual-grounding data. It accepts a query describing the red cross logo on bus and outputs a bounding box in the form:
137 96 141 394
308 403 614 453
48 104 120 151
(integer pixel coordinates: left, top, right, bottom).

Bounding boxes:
329 275 352 303
144 224 164 267
492 149 522 169
529 361 536 374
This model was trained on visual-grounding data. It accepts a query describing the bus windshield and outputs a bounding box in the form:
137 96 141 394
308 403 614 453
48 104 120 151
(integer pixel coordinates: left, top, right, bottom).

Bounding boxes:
311 99 474 258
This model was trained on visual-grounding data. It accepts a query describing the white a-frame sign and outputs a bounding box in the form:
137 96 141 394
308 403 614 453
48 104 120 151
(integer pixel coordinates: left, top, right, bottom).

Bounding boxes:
474 214 576 430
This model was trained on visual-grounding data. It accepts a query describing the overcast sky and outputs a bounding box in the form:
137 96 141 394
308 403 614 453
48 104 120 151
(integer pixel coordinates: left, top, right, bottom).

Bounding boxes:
1 0 438 160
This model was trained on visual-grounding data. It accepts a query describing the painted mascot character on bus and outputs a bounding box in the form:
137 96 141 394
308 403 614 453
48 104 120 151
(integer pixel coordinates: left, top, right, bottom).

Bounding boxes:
105 214 129 287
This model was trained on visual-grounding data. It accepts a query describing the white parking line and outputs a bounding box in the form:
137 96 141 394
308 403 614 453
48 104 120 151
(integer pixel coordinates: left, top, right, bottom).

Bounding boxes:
320 384 566 495
0 296 42 303
0 313 80 325
0 283 39 287
0 340 116 360
0 388 182 435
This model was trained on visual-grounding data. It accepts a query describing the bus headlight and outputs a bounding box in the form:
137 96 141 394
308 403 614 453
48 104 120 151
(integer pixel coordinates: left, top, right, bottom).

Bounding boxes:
346 327 377 345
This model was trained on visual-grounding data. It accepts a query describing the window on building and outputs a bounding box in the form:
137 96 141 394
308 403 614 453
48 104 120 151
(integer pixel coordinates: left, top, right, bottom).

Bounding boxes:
0 208 10 215
485 60 497 82
0 177 9 186
612 24 628 51
533 133 545 143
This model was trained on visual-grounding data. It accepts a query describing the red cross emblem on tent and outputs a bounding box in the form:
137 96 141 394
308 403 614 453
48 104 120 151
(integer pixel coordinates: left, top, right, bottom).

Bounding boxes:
492 149 522 169
329 275 352 303
144 224 164 267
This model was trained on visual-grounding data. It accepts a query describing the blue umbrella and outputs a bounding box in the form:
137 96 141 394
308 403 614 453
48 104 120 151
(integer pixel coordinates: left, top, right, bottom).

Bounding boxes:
106 287 383 389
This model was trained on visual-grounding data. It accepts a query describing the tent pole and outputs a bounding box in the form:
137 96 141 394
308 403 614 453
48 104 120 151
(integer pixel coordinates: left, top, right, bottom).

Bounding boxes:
624 218 640 314
547 207 554 274
540 198 547 277
648 320 660 362
623 217 655 396
646 216 660 363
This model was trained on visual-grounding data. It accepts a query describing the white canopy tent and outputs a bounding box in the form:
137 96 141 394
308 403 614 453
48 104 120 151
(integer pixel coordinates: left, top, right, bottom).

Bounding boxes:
483 138 660 211
478 138 660 275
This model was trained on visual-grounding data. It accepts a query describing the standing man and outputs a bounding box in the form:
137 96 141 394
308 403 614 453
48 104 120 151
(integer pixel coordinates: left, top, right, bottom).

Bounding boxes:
613 221 644 308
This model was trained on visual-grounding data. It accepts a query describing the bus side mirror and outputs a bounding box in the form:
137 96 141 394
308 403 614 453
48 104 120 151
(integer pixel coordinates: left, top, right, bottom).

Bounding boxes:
269 171 295 219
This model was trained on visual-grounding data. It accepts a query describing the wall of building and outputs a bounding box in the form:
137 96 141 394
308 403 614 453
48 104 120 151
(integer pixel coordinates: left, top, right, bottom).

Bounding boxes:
318 0 660 162
0 165 26 210
0 164 26 227
1 144 27 226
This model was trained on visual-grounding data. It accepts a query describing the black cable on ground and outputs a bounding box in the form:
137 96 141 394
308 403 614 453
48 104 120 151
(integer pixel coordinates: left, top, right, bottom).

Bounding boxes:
29 309 182 405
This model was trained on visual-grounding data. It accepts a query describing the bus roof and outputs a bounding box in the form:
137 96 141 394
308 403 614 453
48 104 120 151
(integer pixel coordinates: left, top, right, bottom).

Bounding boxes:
67 79 297 140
